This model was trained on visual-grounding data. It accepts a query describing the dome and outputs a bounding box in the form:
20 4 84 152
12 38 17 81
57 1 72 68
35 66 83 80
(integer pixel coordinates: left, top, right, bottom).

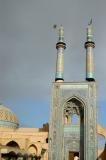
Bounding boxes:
0 104 19 128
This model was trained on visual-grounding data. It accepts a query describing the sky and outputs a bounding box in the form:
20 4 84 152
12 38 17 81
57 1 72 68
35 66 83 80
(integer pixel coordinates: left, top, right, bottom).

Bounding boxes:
0 0 106 128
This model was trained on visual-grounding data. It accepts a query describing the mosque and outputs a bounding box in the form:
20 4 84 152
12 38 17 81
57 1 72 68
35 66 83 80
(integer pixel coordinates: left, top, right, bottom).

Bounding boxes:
0 104 48 160
0 22 106 160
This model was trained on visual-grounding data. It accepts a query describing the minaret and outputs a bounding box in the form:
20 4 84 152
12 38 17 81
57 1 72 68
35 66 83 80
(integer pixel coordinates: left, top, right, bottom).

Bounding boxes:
55 26 66 82
85 20 95 81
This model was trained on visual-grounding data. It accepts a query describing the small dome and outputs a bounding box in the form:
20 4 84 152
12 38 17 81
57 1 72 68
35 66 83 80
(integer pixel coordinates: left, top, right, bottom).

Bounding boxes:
0 104 19 128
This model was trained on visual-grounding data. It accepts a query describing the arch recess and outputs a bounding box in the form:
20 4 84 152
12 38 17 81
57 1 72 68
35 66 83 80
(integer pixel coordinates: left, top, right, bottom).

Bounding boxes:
6 140 20 148
63 96 85 159
8 151 17 156
4 140 21 148
63 97 85 124
98 133 106 150
28 144 38 155
98 124 106 138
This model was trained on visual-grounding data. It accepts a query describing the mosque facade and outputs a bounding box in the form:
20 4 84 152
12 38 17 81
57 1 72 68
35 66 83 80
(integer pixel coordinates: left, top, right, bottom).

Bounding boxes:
49 23 106 160
0 23 106 160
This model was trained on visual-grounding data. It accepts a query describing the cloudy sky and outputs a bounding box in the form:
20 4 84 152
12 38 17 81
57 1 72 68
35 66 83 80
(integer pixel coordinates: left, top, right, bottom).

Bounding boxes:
0 0 106 128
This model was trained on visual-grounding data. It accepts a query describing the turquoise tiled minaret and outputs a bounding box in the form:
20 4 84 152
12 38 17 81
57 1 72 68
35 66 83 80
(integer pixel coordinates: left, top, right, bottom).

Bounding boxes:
49 22 97 160
85 20 95 81
55 26 66 82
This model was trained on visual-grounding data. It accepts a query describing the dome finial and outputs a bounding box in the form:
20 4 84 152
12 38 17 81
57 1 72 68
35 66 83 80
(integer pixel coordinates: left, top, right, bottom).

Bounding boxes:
88 18 92 25
58 25 64 42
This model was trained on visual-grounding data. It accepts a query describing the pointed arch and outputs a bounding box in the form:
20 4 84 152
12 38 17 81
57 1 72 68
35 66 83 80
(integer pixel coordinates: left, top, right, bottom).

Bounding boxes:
63 96 85 159
8 151 17 156
63 95 86 108
28 144 38 155
98 124 106 138
63 96 85 124
98 133 106 150
6 140 20 148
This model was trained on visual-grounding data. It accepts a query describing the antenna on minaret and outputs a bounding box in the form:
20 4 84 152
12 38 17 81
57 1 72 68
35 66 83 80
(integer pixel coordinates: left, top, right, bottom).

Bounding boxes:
85 19 95 81
54 25 66 82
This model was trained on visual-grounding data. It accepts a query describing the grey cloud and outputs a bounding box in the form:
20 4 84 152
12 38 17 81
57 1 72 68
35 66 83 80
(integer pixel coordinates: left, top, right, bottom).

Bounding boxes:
0 0 106 126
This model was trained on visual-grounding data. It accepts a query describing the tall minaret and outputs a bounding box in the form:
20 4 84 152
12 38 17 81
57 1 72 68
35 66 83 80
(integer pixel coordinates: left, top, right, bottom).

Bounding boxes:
55 25 66 82
85 20 95 81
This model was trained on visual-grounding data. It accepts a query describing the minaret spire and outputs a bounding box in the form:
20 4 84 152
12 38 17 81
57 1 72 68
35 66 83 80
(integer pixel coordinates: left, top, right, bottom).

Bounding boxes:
85 19 95 81
55 25 66 82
